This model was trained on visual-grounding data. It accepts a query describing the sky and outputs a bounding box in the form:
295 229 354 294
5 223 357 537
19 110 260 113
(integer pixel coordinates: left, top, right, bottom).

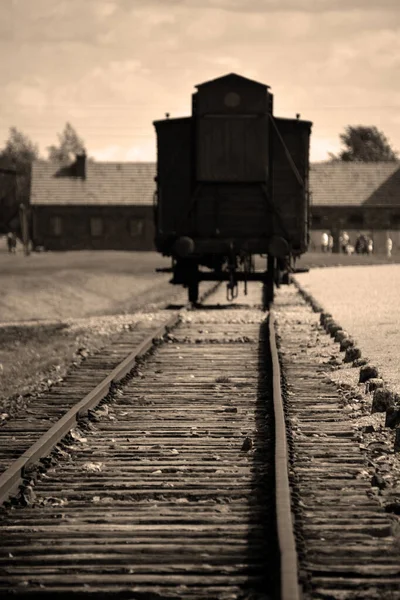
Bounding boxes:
1 0 400 163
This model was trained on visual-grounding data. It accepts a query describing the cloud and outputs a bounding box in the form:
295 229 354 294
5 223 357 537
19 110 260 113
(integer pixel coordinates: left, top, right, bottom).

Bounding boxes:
184 9 227 39
2 0 400 165
16 85 48 111
11 0 121 44
210 56 244 70
129 9 175 26
39 59 152 112
91 144 121 160
310 136 340 162
125 139 156 161
96 2 117 18
124 0 400 12
96 30 117 45
323 27 400 80
245 10 313 36
0 0 13 40
79 60 160 105
5 79 49 112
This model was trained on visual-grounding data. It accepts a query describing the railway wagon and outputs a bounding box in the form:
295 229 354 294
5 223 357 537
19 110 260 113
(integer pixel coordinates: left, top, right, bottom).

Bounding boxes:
153 73 312 304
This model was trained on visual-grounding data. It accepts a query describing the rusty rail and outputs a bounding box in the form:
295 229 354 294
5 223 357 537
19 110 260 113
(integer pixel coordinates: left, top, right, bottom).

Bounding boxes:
269 310 301 600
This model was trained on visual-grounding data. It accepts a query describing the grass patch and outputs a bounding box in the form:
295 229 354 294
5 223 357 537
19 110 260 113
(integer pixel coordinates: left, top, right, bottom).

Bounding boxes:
0 323 68 345
0 326 82 408
0 322 118 414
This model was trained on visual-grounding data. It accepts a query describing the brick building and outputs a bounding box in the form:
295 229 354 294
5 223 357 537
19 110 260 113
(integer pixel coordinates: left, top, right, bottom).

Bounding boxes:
31 156 400 253
31 155 156 250
309 162 400 253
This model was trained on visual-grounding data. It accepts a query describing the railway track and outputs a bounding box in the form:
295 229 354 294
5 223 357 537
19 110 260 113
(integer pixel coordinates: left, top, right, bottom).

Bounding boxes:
2 281 399 599
0 283 298 599
0 313 180 491
0 284 217 491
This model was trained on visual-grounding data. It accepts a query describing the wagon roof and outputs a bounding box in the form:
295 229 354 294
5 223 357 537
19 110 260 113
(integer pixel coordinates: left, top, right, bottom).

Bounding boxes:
31 160 156 206
310 162 400 207
195 73 270 89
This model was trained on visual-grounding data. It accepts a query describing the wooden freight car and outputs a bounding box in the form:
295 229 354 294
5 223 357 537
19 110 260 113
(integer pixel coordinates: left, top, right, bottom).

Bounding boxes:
153 73 312 304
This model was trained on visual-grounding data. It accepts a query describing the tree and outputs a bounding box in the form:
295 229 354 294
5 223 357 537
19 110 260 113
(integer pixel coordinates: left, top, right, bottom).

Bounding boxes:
330 126 398 162
0 128 39 231
1 127 39 168
47 122 86 163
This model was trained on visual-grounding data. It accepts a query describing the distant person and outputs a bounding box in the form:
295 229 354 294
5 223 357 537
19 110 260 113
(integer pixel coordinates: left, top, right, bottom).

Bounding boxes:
6 232 16 254
362 237 368 254
386 237 393 258
367 238 374 255
355 234 367 255
340 231 350 253
328 234 334 253
321 232 329 253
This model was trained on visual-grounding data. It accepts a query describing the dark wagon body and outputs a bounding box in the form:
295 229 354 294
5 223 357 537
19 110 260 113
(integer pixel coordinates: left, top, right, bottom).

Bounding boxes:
153 73 312 304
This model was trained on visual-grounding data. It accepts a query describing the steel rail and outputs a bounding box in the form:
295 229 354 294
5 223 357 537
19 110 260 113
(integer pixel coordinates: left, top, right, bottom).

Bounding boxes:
0 281 221 506
269 310 301 600
0 313 180 505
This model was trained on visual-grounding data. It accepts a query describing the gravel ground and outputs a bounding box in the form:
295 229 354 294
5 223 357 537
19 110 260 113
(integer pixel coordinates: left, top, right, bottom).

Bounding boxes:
294 265 400 396
275 286 400 545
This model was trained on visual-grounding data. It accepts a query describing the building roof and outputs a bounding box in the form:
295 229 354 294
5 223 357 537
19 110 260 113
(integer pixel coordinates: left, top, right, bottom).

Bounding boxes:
31 160 156 206
310 162 400 207
31 159 400 208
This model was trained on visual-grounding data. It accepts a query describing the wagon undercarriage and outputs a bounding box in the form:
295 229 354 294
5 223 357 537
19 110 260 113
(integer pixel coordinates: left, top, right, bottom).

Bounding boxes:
170 254 291 306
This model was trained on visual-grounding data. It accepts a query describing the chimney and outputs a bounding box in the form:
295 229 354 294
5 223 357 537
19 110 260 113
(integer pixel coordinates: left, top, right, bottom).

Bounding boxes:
75 152 86 179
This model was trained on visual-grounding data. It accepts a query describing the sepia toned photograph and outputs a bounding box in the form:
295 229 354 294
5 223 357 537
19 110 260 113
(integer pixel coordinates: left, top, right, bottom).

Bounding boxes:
1 1 400 598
